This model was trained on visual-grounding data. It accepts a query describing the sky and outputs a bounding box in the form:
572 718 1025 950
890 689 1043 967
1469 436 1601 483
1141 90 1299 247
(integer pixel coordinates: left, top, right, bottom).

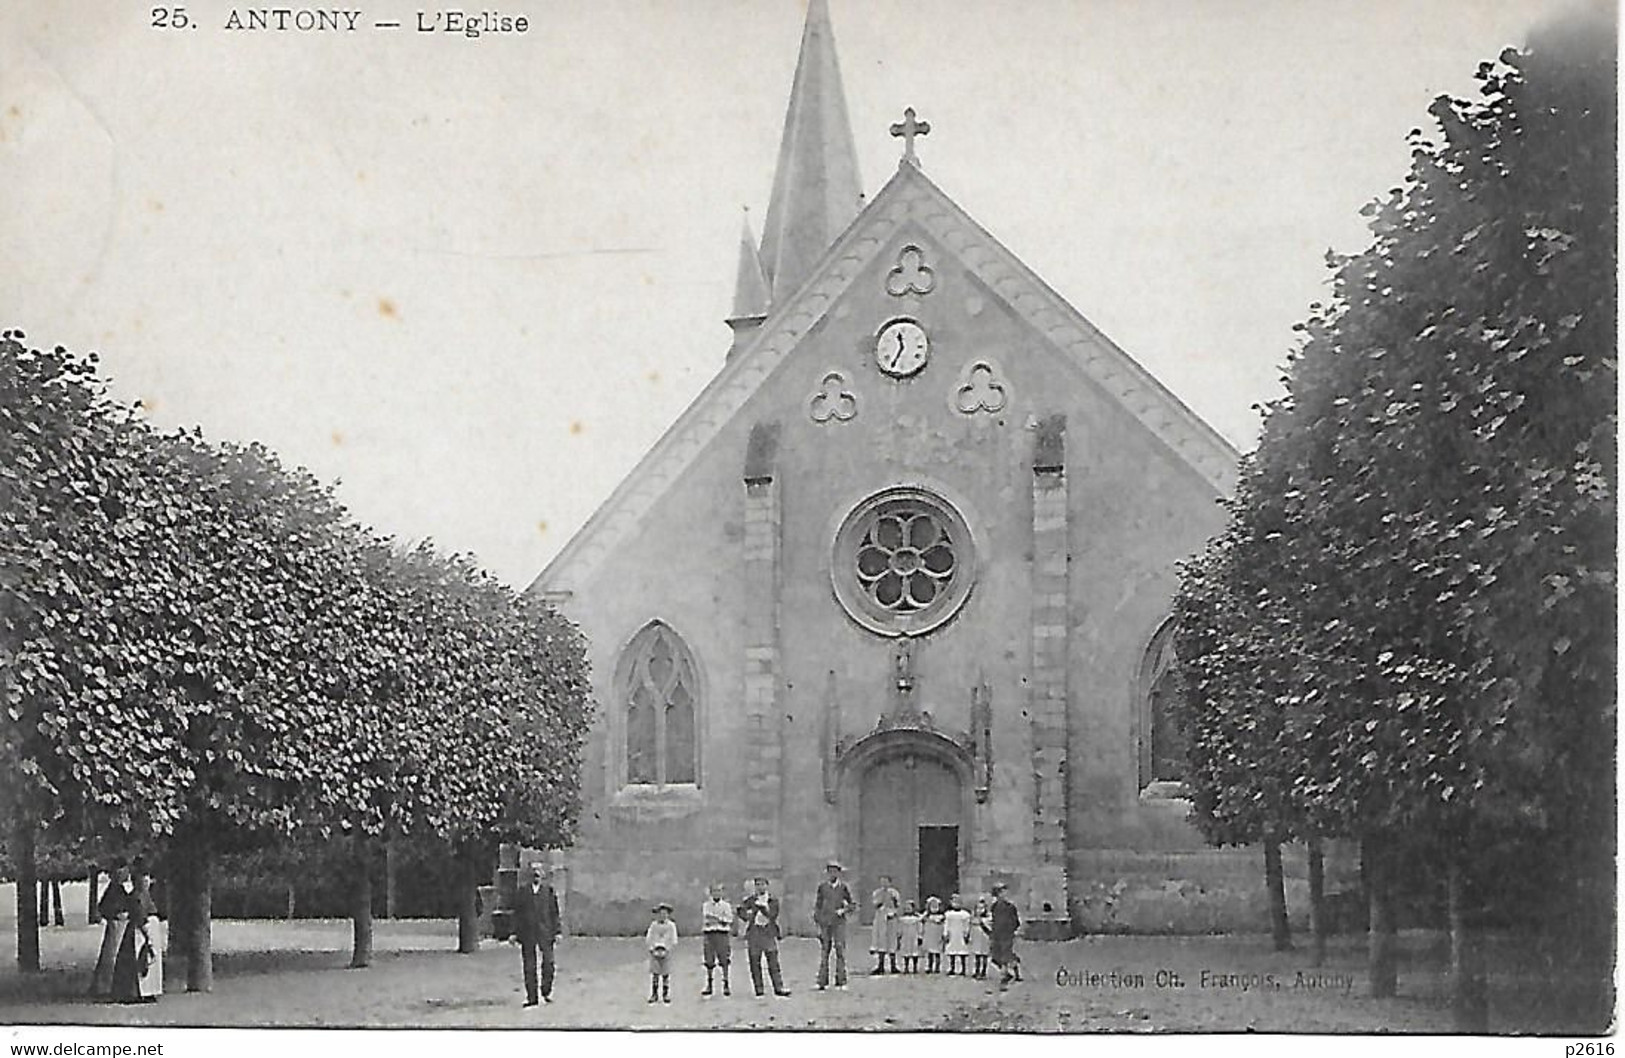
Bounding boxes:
0 0 1590 589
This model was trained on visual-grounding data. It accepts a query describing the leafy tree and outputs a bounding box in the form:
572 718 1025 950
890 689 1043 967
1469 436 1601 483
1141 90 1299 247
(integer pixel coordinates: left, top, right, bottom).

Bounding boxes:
373 546 591 955
0 332 160 970
1172 7 1614 1029
3 329 592 988
1173 497 1305 954
101 430 376 990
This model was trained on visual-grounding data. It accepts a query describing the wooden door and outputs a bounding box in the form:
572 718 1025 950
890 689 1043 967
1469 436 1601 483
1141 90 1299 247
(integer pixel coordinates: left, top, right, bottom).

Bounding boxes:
918 825 959 906
858 753 961 916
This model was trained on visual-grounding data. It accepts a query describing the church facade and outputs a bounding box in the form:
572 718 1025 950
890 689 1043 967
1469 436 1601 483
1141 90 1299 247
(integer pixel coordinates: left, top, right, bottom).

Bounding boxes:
531 2 1284 937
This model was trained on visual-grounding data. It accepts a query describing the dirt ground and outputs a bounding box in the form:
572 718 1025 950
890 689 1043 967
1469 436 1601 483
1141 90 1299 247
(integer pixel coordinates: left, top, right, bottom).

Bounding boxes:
0 883 1593 1033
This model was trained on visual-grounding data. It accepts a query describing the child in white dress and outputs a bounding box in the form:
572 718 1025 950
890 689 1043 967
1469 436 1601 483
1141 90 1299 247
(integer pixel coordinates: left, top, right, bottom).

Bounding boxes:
920 896 946 974
895 900 922 973
970 895 993 979
942 893 972 976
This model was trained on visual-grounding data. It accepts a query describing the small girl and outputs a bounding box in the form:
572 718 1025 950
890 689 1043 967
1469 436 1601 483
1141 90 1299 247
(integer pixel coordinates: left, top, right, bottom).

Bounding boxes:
942 893 972 976
646 902 678 1004
894 899 922 973
920 896 946 974
969 895 992 979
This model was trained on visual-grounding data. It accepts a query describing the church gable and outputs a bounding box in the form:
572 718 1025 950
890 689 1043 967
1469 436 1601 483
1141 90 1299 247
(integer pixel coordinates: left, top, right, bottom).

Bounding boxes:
534 164 1239 598
533 2 1310 942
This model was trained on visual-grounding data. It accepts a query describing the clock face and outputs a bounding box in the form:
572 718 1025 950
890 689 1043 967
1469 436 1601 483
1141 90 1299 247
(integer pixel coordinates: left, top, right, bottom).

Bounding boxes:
875 319 929 378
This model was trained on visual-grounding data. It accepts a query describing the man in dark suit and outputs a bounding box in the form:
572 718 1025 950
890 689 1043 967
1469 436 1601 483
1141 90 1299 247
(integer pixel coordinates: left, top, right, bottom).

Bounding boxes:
514 862 561 1007
812 860 855 990
736 876 791 997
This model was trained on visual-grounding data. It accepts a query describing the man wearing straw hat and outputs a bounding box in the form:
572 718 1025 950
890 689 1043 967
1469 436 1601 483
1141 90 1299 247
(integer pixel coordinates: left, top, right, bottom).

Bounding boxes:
812 859 855 990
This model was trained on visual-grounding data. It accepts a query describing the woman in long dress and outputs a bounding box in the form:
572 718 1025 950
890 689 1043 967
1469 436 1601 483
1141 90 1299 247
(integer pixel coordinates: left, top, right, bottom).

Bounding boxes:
110 868 161 1003
134 869 164 1001
869 876 900 974
88 864 131 997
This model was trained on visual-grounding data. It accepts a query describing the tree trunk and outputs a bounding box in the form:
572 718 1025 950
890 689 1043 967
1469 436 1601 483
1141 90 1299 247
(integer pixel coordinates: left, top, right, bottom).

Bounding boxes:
87 866 101 925
1307 837 1328 968
350 833 375 969
1264 838 1292 951
285 880 296 920
455 841 481 954
13 817 40 972
166 847 193 962
384 835 398 920
1365 837 1397 997
173 823 214 992
1448 854 1488 1031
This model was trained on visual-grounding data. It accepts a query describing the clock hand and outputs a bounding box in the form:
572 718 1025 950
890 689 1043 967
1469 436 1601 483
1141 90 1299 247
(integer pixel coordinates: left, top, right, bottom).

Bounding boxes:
889 333 905 369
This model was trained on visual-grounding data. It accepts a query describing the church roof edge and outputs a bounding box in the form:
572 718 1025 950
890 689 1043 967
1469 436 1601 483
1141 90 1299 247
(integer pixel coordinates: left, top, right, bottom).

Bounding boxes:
529 164 1241 599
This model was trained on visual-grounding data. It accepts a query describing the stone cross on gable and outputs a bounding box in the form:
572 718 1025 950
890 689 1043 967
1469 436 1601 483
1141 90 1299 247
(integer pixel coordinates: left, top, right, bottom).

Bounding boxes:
890 107 931 167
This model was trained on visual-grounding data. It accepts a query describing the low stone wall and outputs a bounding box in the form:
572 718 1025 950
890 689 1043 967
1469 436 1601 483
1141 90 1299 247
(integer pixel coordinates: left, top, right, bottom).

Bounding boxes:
554 846 754 937
1068 843 1362 935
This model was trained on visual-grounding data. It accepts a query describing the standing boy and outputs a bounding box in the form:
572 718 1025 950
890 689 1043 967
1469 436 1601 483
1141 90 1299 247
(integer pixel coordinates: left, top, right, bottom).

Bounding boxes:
646 902 678 1004
989 881 1023 989
700 883 734 997
812 860 855 990
736 876 791 998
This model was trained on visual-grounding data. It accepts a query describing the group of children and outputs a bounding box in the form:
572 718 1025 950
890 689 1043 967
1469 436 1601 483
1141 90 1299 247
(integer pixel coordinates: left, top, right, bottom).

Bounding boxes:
645 879 779 1002
641 875 1020 1003
870 890 995 979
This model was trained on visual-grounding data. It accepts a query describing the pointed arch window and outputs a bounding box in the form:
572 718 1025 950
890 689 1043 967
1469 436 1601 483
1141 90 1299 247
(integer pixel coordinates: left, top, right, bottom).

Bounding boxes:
619 622 700 787
1138 619 1188 796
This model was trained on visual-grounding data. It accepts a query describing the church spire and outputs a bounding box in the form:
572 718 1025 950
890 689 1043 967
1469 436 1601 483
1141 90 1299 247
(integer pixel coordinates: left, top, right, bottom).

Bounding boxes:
731 211 771 320
726 210 771 357
757 0 863 305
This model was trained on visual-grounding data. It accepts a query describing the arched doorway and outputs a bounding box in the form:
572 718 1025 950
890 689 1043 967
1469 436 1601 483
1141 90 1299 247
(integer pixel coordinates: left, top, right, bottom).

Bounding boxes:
839 728 974 915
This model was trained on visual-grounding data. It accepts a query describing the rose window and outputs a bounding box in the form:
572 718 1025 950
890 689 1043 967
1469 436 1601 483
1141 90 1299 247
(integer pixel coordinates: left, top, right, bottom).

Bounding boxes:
856 509 957 612
834 489 975 635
